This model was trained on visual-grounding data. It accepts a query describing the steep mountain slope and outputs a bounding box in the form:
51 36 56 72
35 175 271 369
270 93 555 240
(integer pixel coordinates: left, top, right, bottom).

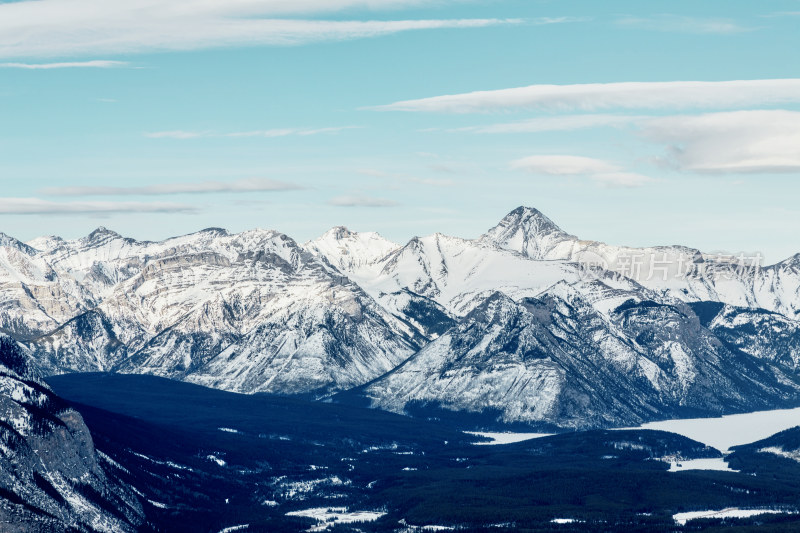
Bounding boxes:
21 228 420 396
0 206 797 419
690 301 800 370
0 233 92 340
361 287 800 428
0 336 144 532
310 228 591 317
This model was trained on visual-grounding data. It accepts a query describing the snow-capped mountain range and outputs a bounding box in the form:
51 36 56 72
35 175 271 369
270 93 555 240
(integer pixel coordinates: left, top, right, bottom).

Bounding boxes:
1 206 799 428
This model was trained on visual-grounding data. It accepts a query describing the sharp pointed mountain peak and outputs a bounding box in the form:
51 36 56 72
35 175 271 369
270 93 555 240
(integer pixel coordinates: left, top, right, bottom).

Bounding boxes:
491 206 571 238
0 232 38 255
781 253 800 265
462 291 524 325
480 206 576 259
324 225 357 240
197 227 229 236
85 226 124 242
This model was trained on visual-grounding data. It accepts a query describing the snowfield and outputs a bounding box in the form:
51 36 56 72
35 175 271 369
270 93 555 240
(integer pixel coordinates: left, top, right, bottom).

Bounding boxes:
667 458 737 473
673 508 789 526
464 431 553 445
285 507 386 531
627 407 800 452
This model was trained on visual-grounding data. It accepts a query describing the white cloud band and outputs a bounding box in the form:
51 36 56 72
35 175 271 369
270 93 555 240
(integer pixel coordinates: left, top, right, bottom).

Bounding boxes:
40 178 302 196
511 155 653 188
642 110 800 173
0 198 195 215
0 0 522 58
374 79 800 113
328 195 398 207
0 60 127 69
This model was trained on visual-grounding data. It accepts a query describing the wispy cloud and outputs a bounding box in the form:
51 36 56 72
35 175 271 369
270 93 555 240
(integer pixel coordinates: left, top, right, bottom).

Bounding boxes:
0 198 195 215
0 0 523 58
511 155 618 175
641 110 800 174
328 195 398 207
145 127 358 139
358 167 457 186
0 60 128 69
408 177 456 186
760 11 800 18
372 79 800 113
451 114 649 134
615 15 754 34
511 155 654 188
40 178 302 196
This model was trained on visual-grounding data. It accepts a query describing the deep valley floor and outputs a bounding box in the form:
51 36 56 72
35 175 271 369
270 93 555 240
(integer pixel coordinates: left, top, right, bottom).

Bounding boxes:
46 373 800 532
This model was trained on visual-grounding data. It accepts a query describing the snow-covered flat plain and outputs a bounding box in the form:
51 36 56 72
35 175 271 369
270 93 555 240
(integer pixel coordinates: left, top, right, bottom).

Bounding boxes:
286 507 386 532
673 508 788 526
625 407 800 452
464 431 553 445
667 458 737 473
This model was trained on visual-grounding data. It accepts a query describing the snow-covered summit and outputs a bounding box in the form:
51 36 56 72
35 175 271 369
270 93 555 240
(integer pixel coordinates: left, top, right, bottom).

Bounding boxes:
480 206 574 259
305 226 400 275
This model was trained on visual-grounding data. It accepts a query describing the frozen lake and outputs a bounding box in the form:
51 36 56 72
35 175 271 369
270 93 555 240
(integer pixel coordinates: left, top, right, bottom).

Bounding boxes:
463 407 800 452
628 407 800 452
464 431 553 445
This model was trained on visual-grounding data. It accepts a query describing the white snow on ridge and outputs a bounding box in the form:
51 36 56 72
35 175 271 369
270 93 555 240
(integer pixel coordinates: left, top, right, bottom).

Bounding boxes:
673 508 788 526
759 446 800 463
464 431 553 445
623 407 800 452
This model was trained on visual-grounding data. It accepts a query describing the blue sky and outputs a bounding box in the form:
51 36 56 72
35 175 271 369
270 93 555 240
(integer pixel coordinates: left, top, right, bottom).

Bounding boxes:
0 0 799 262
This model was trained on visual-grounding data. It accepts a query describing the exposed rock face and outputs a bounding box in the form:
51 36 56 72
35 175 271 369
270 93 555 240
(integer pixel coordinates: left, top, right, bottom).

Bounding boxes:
0 206 799 428
15 228 418 396
0 336 144 532
362 288 800 429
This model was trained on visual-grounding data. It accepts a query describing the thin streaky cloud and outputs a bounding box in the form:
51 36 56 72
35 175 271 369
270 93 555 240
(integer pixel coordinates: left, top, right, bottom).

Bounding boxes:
408 177 456 187
511 155 654 188
615 15 754 34
451 114 649 134
146 127 358 139
328 195 399 207
0 0 524 59
511 155 619 175
40 178 302 197
372 79 800 113
590 172 654 188
0 60 128 69
0 198 195 215
146 131 210 139
760 11 800 17
357 168 457 186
